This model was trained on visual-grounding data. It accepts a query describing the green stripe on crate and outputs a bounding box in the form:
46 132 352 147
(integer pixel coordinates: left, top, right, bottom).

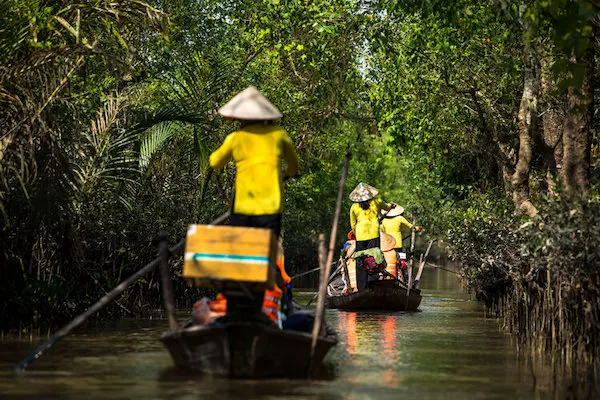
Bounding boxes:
185 253 269 264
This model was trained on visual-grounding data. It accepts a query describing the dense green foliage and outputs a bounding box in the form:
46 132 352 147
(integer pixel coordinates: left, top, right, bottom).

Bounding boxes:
1 0 599 387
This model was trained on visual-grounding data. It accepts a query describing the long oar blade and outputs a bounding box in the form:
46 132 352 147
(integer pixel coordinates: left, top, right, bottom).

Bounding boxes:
16 212 229 371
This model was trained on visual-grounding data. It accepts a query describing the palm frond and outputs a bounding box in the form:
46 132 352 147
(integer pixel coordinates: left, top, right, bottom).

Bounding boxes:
133 52 236 131
71 96 140 196
139 122 180 170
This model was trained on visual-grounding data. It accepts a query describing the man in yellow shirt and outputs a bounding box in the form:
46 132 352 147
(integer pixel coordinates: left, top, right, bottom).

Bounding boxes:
349 182 396 250
209 86 299 319
209 86 299 237
348 182 396 289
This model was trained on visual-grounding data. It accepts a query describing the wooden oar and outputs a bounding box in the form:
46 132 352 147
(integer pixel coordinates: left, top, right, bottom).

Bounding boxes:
425 261 462 276
413 239 434 289
15 212 230 372
290 262 336 281
309 151 350 375
340 256 350 291
305 263 342 307
405 216 417 309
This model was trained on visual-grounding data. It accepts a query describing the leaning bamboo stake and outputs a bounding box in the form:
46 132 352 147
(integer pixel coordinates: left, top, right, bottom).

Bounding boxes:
309 151 351 375
158 232 178 331
16 212 230 371
405 216 417 308
413 239 434 288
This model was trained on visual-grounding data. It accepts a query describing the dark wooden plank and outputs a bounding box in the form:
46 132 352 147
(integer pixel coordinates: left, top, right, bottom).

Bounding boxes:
326 281 422 311
161 320 337 378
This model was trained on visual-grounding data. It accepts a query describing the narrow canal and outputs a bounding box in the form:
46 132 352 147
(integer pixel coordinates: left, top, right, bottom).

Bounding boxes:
0 266 565 399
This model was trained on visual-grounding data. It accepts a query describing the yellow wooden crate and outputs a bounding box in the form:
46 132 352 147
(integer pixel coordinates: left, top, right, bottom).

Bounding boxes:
183 224 277 289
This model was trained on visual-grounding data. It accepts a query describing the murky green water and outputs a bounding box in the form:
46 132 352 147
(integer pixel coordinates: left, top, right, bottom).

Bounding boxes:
0 267 567 399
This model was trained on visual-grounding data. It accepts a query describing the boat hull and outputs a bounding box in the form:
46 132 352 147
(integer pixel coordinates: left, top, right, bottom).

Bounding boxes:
160 320 337 378
326 281 422 311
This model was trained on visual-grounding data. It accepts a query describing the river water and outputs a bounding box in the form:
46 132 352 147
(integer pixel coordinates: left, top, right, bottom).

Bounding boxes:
0 267 567 399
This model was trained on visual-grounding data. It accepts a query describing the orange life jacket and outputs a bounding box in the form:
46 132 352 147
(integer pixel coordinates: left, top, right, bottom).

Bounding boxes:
382 247 398 279
262 256 290 322
209 256 290 323
209 293 227 315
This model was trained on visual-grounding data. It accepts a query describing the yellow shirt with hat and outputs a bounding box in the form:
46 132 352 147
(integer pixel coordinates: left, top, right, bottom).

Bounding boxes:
350 198 391 241
381 215 412 249
209 123 299 215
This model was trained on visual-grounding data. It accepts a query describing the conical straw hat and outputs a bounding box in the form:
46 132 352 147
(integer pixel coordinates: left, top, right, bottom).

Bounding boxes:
349 182 379 202
218 86 282 120
385 205 405 217
380 233 396 251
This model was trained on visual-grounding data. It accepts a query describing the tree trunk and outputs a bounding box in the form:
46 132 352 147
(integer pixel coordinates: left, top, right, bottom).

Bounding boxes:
560 47 594 195
540 52 564 196
512 43 539 217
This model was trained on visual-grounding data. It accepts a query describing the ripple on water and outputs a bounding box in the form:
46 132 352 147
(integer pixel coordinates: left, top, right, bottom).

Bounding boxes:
0 269 573 399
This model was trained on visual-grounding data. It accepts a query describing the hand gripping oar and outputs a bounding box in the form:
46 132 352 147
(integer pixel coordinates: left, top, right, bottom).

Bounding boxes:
308 151 351 376
15 212 230 372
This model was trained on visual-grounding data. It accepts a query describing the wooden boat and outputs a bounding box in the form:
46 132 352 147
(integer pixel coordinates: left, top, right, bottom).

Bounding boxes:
159 223 338 378
160 314 338 378
326 280 422 311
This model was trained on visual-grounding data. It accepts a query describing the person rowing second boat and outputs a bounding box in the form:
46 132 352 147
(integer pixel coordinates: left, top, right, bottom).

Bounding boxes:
349 182 397 290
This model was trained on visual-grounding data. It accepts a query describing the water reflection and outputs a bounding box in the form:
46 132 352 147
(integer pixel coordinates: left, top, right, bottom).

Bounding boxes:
0 267 577 399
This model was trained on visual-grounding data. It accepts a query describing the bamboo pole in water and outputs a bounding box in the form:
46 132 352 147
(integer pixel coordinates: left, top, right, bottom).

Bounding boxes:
158 232 178 331
309 151 350 375
414 239 434 288
405 216 416 308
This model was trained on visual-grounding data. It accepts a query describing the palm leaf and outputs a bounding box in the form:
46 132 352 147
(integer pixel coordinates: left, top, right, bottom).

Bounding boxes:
139 122 180 170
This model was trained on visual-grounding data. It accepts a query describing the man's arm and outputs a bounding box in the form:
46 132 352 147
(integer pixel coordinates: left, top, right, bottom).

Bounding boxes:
209 133 234 169
350 206 357 231
399 215 413 230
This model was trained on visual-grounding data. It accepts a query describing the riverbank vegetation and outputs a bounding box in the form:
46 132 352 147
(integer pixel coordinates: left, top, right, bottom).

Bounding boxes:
1 0 599 389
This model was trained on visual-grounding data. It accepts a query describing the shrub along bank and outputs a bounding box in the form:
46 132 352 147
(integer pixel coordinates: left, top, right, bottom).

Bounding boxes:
443 193 600 391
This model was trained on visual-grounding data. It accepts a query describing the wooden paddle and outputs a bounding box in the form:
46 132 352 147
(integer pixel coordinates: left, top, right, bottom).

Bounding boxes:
405 215 417 309
290 262 336 281
425 261 462 276
15 212 230 372
305 263 342 306
308 151 351 375
413 239 434 289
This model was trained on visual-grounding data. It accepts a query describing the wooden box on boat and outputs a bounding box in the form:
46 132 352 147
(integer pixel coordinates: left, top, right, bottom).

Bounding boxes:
183 225 277 289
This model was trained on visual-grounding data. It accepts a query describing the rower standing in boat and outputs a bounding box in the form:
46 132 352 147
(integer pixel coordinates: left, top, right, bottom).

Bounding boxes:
349 182 397 290
209 86 299 319
380 205 421 284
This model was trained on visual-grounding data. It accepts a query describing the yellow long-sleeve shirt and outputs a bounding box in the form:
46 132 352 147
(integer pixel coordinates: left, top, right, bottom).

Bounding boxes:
350 198 391 241
381 215 412 249
209 123 299 215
